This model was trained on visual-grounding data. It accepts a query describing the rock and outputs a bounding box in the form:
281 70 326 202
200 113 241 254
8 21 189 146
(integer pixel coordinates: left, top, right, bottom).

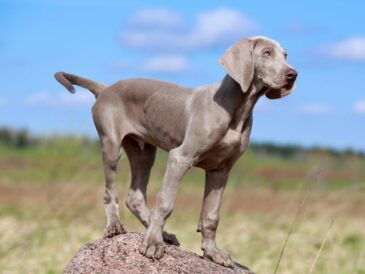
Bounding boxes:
64 232 255 274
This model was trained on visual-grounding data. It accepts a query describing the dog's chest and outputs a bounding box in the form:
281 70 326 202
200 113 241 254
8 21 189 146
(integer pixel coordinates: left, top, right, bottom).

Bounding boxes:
196 128 248 170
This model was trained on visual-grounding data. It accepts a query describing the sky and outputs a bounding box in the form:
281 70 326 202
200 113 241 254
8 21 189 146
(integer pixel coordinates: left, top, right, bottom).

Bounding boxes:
0 0 364 151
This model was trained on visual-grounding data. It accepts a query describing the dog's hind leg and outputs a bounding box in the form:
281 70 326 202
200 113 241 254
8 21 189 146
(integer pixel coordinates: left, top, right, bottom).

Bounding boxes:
123 136 155 228
123 136 180 246
100 134 126 238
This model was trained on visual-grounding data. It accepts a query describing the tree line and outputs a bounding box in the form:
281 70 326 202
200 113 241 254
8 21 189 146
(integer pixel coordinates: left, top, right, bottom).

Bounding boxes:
0 127 363 158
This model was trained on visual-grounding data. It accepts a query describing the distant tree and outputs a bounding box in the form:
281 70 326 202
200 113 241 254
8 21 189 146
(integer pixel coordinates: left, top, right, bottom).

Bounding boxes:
0 128 32 148
0 128 12 145
14 129 30 148
0 127 363 157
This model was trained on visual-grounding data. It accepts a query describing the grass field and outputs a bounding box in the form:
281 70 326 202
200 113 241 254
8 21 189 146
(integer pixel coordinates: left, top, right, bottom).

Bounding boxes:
0 137 364 273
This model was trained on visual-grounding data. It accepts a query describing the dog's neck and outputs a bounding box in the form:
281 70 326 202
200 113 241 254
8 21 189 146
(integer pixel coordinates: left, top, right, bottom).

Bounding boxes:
214 74 266 132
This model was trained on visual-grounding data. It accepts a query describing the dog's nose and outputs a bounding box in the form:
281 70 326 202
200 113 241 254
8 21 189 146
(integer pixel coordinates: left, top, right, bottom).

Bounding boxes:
286 69 298 81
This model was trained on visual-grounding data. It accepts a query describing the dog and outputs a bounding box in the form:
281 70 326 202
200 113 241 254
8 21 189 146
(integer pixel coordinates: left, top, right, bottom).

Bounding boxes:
55 36 297 267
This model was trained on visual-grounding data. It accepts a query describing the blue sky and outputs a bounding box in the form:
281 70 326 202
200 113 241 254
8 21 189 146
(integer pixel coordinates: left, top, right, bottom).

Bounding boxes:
0 0 364 151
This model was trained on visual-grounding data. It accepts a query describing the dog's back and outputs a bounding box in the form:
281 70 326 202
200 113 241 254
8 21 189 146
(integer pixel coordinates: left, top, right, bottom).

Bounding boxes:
93 78 192 151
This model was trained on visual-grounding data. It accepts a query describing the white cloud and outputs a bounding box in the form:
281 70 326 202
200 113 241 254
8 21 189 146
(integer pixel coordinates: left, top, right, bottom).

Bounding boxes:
26 90 94 107
353 100 365 115
121 8 258 53
107 55 192 75
26 92 51 106
296 104 332 115
128 8 184 30
142 55 191 74
318 37 365 62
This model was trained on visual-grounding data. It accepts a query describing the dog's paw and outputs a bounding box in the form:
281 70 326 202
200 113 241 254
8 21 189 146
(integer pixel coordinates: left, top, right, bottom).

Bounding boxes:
203 247 234 268
139 234 165 259
103 222 126 238
162 231 180 246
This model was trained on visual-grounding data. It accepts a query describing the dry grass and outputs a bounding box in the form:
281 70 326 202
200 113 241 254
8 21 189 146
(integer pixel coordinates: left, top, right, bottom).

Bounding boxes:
0 181 364 274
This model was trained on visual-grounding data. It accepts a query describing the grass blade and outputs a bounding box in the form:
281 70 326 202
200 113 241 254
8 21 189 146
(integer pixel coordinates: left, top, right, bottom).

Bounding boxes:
273 193 308 274
308 220 334 274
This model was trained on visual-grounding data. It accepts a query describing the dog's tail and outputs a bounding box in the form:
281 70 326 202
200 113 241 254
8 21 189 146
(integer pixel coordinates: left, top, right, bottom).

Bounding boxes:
54 72 106 98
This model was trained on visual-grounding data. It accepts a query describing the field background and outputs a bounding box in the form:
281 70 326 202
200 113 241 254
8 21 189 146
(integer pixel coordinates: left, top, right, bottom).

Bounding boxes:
0 129 364 274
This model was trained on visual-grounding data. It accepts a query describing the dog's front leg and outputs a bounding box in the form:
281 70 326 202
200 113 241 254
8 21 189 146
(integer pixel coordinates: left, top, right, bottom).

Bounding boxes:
138 148 194 259
198 169 234 267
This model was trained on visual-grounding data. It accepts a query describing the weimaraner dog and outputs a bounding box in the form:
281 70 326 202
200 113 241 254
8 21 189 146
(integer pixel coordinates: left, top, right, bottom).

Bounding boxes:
55 36 297 267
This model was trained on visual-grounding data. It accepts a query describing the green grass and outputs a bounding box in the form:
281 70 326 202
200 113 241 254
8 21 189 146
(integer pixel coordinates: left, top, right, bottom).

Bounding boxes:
1 137 364 189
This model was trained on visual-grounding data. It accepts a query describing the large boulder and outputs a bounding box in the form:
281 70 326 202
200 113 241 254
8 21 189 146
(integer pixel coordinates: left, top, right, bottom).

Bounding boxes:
64 232 255 274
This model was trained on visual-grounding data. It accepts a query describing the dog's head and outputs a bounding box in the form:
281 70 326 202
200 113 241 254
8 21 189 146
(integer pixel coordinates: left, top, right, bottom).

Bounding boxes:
219 36 297 99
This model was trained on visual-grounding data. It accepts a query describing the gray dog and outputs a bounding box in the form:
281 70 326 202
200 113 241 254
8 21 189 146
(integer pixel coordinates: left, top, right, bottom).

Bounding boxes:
55 36 297 267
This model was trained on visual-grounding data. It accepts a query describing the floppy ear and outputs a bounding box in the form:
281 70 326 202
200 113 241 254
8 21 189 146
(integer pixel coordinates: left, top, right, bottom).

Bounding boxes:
219 39 254 93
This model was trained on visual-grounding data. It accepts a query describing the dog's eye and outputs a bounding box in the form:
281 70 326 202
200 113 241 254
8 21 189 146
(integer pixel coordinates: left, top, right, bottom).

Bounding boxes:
284 52 288 59
263 50 271 57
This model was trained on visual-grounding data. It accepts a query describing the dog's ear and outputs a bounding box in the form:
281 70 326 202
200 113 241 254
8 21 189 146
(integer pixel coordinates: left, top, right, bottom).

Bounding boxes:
219 39 254 93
